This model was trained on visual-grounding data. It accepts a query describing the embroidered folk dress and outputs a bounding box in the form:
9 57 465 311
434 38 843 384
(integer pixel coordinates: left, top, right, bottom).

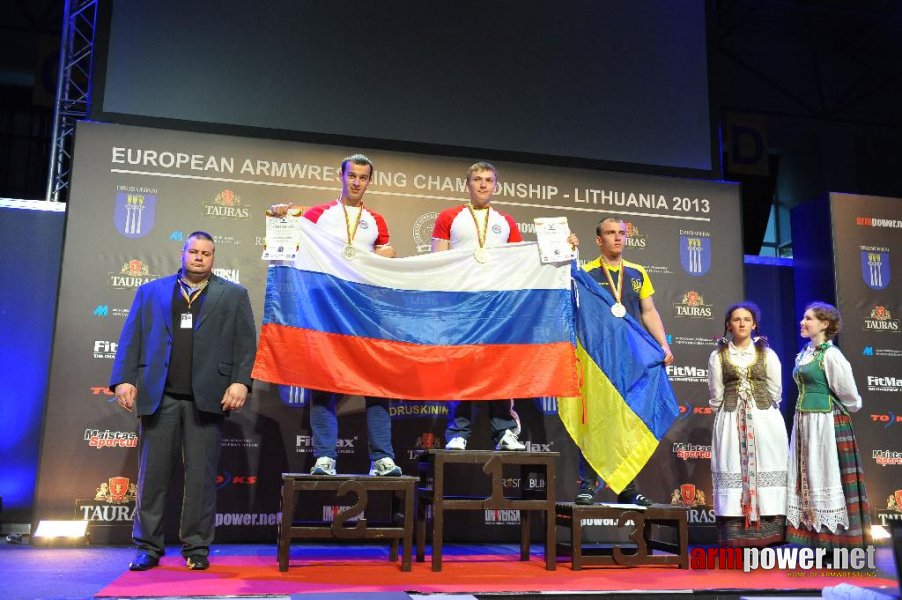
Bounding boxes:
786 341 871 550
708 342 788 546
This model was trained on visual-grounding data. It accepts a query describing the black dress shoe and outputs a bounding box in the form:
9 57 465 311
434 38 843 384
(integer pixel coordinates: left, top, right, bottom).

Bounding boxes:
186 554 209 570
129 553 160 571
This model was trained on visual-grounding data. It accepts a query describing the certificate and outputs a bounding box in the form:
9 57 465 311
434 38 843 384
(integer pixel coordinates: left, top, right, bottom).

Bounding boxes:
534 217 575 263
261 215 301 261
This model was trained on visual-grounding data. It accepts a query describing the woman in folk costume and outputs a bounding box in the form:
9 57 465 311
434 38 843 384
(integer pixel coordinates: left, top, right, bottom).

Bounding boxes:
707 302 788 547
787 302 871 550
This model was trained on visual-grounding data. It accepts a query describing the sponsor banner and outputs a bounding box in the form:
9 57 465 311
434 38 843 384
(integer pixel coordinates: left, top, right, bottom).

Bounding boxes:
829 193 902 514
35 121 743 543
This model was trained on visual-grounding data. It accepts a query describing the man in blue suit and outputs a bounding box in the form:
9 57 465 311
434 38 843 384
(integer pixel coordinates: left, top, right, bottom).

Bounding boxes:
110 231 256 571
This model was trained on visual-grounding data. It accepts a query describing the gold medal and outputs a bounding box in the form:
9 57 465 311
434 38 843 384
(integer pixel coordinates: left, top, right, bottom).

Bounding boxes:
340 197 364 258
611 302 626 318
467 202 491 264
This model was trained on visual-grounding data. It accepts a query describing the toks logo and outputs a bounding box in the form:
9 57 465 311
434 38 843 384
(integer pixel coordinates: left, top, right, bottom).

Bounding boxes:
870 412 901 427
677 403 714 420
216 472 258 490
204 189 250 219
673 290 713 319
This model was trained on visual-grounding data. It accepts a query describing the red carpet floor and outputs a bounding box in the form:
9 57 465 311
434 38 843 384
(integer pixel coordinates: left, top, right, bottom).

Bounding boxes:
98 548 900 597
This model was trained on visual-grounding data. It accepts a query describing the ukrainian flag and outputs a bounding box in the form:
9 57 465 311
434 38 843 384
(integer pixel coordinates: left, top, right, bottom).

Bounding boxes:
558 266 679 494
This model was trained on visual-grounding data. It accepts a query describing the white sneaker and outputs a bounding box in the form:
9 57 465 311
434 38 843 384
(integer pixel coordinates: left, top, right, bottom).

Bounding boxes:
445 436 467 450
496 429 526 451
369 457 402 476
310 456 336 475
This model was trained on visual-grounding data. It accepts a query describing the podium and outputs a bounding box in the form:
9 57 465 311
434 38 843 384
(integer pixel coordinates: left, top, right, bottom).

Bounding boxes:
555 502 689 570
278 473 416 572
416 449 558 572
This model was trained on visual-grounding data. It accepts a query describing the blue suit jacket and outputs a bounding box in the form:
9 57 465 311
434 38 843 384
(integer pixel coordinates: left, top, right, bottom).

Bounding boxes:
109 273 257 416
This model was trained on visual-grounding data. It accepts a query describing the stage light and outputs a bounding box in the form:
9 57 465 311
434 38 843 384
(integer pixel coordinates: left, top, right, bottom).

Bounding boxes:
871 525 890 542
32 520 89 545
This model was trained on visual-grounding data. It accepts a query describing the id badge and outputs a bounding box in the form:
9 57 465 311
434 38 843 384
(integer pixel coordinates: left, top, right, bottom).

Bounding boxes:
180 312 193 329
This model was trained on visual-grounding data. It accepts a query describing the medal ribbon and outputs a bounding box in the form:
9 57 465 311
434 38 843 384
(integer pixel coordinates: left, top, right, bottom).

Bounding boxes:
178 275 208 308
467 203 491 249
341 198 364 247
600 260 624 305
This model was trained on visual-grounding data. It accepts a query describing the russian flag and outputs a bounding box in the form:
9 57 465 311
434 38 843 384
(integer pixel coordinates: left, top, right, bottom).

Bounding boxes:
252 218 578 400
558 266 679 494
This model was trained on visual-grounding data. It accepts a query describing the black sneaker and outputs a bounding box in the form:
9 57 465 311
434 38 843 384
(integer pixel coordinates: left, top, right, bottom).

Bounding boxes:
618 483 654 506
575 481 596 505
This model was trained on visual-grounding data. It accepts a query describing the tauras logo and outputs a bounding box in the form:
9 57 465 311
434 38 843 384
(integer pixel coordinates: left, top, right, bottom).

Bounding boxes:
875 490 902 526
863 306 899 333
673 290 713 319
77 502 136 523
204 189 250 219
623 222 647 248
79 477 138 520
108 259 159 289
